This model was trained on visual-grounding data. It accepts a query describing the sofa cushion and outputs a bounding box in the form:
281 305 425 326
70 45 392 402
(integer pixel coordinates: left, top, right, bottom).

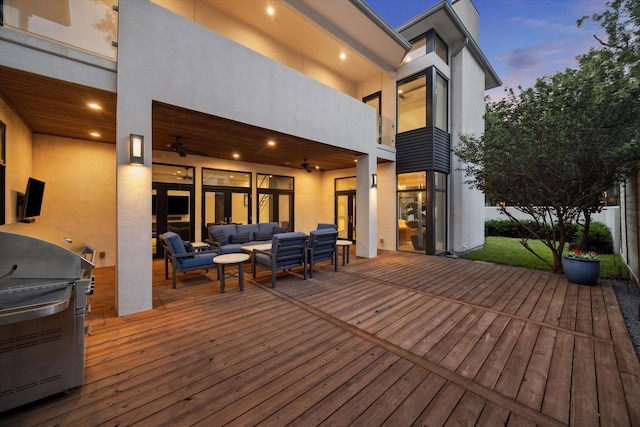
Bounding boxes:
229 232 251 244
258 222 278 234
209 224 238 241
180 253 216 269
237 224 260 240
254 231 273 241
211 229 228 246
317 223 338 230
273 226 288 234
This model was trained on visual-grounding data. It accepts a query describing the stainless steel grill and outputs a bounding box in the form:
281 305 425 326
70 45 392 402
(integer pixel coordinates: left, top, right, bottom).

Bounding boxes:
0 222 95 412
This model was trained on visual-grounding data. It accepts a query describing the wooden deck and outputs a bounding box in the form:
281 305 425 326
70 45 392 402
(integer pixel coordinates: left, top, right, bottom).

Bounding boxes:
1 250 639 426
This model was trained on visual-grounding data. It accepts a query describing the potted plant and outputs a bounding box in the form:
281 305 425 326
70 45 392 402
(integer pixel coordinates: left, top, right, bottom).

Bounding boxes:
562 249 600 285
405 201 426 250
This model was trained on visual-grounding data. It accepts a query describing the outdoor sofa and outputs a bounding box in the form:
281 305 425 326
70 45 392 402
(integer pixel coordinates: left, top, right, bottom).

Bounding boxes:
207 222 288 254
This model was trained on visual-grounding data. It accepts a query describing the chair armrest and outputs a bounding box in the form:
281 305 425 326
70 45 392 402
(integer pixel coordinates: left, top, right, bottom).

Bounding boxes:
254 248 273 257
206 239 222 248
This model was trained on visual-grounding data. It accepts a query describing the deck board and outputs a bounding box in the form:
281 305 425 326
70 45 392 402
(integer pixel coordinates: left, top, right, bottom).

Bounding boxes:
1 250 638 426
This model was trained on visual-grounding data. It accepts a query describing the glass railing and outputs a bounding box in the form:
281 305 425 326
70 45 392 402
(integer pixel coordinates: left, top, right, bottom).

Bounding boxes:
3 0 118 60
379 114 395 147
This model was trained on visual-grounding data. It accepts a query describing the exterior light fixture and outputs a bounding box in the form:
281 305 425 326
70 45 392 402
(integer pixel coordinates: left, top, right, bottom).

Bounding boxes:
371 173 377 188
129 134 144 165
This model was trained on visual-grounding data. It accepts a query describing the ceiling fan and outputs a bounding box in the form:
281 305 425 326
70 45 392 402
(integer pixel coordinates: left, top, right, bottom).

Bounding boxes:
168 136 207 157
300 158 321 173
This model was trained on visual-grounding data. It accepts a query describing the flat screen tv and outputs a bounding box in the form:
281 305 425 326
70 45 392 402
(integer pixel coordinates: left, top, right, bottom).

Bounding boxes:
167 195 189 215
23 177 46 219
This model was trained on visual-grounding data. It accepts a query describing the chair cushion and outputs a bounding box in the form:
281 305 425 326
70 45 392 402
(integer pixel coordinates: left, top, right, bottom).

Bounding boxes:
273 226 288 234
317 223 338 230
254 231 273 241
211 229 228 246
184 241 195 252
166 232 187 255
180 253 216 269
229 233 251 244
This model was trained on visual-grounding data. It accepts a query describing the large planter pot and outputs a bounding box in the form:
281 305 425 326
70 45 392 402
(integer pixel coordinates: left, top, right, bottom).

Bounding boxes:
562 255 600 285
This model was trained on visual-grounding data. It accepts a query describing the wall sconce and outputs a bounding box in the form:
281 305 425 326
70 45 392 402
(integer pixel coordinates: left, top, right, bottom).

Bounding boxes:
371 173 378 188
129 134 144 165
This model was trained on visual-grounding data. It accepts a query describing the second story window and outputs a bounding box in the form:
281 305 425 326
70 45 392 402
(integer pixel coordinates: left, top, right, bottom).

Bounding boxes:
397 74 427 133
401 30 448 66
397 68 449 134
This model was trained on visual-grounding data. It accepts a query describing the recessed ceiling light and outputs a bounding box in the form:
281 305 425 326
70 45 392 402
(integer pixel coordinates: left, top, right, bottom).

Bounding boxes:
88 103 101 110
267 6 274 15
233 153 240 159
340 52 346 60
90 132 101 137
267 140 275 146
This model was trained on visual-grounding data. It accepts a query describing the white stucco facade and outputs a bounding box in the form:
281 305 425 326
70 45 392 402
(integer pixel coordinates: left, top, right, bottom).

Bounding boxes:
1 0 500 316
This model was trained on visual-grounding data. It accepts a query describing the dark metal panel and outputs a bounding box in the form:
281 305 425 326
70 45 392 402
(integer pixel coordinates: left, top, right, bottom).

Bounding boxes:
396 126 451 174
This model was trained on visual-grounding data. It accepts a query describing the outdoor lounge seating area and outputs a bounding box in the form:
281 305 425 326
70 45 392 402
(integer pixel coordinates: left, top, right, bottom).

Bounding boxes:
3 251 637 425
207 222 287 254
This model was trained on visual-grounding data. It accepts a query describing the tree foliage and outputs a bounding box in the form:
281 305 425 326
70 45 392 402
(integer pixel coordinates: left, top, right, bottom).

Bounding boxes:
455 0 640 273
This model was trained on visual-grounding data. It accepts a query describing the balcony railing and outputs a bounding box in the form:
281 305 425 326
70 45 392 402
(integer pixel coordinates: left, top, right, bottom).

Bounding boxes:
379 114 395 147
3 0 118 60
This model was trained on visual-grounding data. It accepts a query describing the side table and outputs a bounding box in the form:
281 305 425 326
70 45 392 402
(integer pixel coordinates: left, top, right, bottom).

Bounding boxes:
213 253 250 293
335 240 353 266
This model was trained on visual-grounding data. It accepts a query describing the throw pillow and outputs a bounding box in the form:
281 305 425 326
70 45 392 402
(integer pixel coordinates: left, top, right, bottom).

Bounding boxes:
212 229 228 246
273 226 288 234
183 241 195 252
229 232 250 244
254 231 273 241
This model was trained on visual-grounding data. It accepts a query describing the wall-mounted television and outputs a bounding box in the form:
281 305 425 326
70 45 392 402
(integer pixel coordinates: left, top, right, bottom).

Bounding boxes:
167 195 189 216
20 177 46 222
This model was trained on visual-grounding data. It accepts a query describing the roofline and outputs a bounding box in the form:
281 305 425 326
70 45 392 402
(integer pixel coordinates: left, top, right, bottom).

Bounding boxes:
348 0 412 51
398 0 502 89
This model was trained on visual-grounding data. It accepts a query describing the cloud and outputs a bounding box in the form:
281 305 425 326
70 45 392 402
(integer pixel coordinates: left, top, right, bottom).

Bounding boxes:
501 41 564 71
512 17 582 34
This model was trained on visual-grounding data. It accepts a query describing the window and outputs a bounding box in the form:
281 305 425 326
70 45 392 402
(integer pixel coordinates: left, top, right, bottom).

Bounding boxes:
397 68 448 133
435 33 448 64
400 31 448 65
435 73 448 132
401 37 427 64
397 74 426 133
257 174 294 230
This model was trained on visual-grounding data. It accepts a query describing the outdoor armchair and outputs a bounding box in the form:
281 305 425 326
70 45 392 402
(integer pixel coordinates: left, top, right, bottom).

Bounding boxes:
159 231 220 289
252 232 308 288
306 229 339 278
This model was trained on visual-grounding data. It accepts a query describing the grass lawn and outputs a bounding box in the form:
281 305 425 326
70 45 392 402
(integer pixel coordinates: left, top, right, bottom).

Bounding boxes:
463 236 629 280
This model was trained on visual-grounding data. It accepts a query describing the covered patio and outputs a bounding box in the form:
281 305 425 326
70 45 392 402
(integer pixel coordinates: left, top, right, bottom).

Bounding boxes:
2 251 638 425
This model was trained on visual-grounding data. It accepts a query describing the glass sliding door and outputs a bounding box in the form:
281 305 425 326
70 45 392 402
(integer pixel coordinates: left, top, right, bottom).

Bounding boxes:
398 172 427 253
335 177 356 241
257 174 294 230
397 171 448 254
152 164 195 259
202 168 251 241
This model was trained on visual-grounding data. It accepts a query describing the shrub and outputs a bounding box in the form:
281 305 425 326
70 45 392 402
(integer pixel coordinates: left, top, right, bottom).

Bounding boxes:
484 219 610 253
576 221 614 254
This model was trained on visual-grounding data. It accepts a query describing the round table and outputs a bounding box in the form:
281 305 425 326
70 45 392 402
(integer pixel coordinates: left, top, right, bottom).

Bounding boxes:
214 253 250 293
335 240 353 266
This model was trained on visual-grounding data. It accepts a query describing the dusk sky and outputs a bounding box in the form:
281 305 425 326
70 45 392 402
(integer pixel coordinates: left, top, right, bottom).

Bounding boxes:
366 0 607 96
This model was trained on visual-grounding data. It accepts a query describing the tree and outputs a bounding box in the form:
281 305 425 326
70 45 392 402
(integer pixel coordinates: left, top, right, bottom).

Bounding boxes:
454 1 640 273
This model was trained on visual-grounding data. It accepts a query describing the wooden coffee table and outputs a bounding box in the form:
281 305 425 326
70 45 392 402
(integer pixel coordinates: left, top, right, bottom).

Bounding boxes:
213 253 250 293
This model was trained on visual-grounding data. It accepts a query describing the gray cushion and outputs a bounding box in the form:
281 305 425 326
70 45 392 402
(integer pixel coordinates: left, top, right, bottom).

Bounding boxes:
229 233 250 244
254 231 273 241
258 222 278 233
211 229 228 246
273 226 288 234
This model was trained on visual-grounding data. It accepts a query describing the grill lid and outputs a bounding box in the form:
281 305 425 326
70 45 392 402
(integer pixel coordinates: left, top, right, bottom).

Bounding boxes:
0 222 95 290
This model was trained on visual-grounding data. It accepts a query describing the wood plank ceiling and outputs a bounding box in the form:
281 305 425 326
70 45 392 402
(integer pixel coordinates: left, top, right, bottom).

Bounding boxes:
0 66 368 171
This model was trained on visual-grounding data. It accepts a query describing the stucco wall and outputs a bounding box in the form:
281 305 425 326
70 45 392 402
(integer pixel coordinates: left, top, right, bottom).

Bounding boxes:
32 135 116 267
450 47 487 253
0 96 33 223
